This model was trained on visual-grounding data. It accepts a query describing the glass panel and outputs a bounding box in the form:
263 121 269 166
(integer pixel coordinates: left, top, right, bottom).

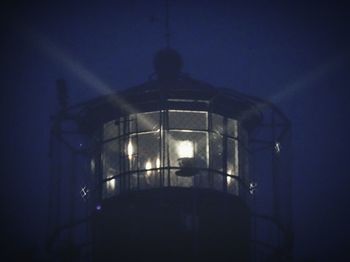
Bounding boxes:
100 111 239 198
117 117 125 136
169 110 207 130
102 177 119 198
103 120 119 140
212 113 224 135
227 118 238 138
239 129 249 188
211 133 223 171
136 111 160 132
102 121 121 198
227 177 238 195
128 114 137 134
101 140 120 197
139 170 161 189
227 138 239 195
137 132 160 167
125 136 137 171
102 139 119 181
168 131 208 168
227 138 239 175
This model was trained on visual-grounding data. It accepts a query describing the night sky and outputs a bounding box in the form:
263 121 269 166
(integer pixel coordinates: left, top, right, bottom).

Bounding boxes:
1 1 350 261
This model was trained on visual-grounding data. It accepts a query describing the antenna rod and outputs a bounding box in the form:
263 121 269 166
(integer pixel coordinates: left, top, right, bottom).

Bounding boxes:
165 0 170 48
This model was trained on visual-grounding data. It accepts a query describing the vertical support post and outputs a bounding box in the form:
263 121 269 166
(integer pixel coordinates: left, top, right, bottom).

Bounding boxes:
165 109 171 186
158 109 163 187
223 117 228 192
135 115 140 190
208 111 214 188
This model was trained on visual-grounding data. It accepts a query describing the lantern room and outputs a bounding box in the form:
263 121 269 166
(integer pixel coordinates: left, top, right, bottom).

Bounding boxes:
47 49 293 262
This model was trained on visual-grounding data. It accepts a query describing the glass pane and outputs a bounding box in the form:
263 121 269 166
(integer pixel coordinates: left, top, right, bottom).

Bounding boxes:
125 136 137 171
103 120 119 140
137 131 161 179
139 170 161 189
227 176 239 195
211 133 223 171
116 117 125 136
102 139 119 179
102 122 121 198
227 118 238 138
136 111 160 132
227 138 239 195
227 138 239 175
168 131 208 168
212 113 224 134
238 129 248 184
102 176 120 198
128 115 137 134
169 110 207 130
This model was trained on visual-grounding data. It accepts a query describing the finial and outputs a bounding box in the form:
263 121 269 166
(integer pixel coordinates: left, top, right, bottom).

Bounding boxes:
153 48 183 80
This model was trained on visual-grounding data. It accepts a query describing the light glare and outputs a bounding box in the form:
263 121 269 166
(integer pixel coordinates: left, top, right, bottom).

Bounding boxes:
227 169 233 184
127 140 134 160
107 179 115 191
145 160 152 175
177 140 194 158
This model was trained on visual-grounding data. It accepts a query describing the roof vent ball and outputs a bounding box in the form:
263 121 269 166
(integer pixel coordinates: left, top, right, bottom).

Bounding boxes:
153 48 183 80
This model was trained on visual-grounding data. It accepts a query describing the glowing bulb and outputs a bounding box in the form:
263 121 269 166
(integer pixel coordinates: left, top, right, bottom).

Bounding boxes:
177 140 194 158
127 140 133 160
156 158 161 168
145 160 152 175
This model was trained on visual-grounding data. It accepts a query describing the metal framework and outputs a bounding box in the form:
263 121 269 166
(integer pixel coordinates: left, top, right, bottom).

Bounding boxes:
47 76 292 261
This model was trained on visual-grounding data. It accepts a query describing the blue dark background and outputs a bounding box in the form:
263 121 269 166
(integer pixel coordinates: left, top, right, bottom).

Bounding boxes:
1 1 349 261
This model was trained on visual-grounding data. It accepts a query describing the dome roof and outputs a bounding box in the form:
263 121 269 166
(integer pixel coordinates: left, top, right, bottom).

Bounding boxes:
73 75 269 134
65 49 288 135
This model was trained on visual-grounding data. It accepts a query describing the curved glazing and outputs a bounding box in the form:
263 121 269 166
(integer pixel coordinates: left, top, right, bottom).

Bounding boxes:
100 109 247 198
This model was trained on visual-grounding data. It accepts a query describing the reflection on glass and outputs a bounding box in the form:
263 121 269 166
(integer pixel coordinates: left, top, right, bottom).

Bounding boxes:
107 178 116 191
145 160 152 175
136 111 160 132
227 169 233 185
127 140 133 160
